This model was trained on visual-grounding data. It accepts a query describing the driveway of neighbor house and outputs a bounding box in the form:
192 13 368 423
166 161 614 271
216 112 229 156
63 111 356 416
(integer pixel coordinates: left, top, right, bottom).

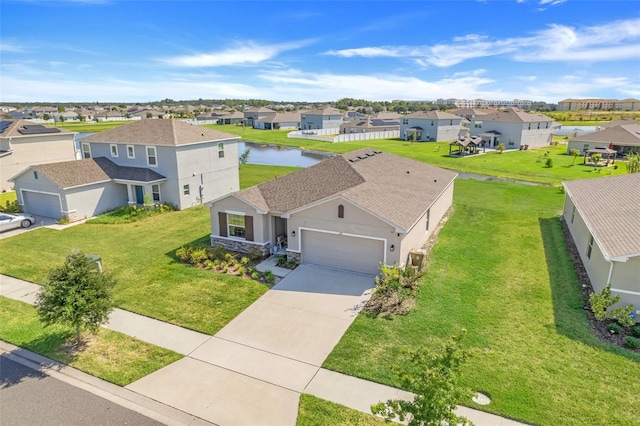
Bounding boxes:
126 265 375 426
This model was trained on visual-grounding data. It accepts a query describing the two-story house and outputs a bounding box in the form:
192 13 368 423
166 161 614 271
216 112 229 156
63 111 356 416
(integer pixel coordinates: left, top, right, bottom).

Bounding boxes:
243 107 276 127
469 108 554 149
300 107 343 130
399 111 464 142
10 120 240 221
0 120 76 192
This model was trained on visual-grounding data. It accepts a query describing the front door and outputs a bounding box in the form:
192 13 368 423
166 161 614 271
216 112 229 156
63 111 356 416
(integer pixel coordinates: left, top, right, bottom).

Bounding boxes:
135 185 144 204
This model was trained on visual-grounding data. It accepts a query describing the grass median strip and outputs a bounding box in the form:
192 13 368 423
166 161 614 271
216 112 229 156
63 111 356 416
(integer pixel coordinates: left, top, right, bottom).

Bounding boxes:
297 394 385 426
0 297 182 386
323 179 640 426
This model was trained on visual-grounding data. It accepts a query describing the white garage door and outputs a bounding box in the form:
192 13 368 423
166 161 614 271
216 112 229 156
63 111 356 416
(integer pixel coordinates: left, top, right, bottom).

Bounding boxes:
22 191 62 219
301 230 384 275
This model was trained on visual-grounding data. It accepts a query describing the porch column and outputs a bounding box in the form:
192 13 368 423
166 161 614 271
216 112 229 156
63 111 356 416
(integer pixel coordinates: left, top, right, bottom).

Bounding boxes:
127 184 136 206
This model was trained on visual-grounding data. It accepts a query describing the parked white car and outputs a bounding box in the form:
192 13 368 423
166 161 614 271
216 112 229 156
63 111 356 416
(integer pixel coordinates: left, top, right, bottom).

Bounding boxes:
0 212 36 232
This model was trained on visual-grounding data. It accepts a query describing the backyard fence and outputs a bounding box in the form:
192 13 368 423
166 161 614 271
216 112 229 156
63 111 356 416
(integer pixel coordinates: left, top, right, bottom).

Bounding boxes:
288 128 400 143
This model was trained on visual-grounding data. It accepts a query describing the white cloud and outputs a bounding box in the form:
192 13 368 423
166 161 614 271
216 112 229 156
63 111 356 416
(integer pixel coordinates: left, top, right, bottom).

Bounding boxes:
159 40 312 67
324 17 640 67
0 41 24 52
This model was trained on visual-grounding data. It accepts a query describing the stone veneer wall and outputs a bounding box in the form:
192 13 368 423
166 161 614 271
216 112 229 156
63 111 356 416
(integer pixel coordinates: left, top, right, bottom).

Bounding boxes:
210 236 270 256
286 250 300 265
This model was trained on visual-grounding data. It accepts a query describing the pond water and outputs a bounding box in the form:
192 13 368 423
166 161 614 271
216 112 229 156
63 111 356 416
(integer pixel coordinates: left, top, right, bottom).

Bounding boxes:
554 125 598 136
238 141 330 167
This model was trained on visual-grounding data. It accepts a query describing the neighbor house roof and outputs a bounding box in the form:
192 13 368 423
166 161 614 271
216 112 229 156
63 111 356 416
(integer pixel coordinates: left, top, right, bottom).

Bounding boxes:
477 108 553 123
0 120 75 138
17 157 166 189
304 106 342 116
405 111 461 120
563 173 640 260
571 124 640 146
80 119 239 146
259 112 301 123
232 149 457 232
598 120 639 129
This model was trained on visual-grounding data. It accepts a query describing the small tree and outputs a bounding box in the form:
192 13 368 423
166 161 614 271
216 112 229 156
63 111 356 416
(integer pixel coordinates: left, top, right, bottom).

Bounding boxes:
43 113 51 121
590 152 602 166
239 148 251 166
371 330 473 426
626 152 640 173
497 143 505 153
570 149 580 165
36 251 116 345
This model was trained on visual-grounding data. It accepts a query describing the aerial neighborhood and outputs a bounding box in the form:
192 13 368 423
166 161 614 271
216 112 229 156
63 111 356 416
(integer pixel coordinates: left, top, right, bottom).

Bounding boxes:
0 95 639 426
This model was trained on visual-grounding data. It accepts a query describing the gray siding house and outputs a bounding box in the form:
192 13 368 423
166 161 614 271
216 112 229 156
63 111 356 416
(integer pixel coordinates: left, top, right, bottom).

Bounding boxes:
300 107 343 130
208 149 457 275
563 174 640 321
469 108 553 149
399 111 463 142
12 120 239 220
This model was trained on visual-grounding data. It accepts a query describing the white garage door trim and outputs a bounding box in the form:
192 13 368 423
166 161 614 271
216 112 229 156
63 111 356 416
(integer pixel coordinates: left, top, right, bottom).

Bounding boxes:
300 228 386 275
20 189 63 219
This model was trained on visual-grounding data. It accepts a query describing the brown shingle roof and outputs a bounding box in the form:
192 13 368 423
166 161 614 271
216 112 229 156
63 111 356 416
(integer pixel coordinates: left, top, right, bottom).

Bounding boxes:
405 111 461 120
564 174 640 259
571 124 640 146
305 106 341 116
234 149 457 231
80 119 239 146
479 108 553 123
28 157 165 188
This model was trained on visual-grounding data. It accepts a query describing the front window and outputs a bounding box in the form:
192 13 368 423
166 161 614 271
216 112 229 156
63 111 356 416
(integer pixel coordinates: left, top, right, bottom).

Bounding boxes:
147 146 157 167
110 144 118 157
183 184 190 196
402 118 408 125
228 214 246 238
127 145 135 159
82 143 91 159
218 142 224 158
474 121 483 128
152 184 160 202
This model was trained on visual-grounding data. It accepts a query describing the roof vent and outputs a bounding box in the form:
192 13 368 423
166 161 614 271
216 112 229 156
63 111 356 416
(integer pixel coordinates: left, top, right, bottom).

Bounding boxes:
373 150 382 154
358 155 368 160
349 157 360 163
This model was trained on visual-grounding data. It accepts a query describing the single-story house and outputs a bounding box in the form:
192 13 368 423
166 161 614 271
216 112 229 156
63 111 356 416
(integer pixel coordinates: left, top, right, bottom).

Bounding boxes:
253 112 300 130
563 173 640 321
567 123 640 156
469 108 553 149
339 117 400 134
0 120 76 192
208 148 457 275
11 120 240 220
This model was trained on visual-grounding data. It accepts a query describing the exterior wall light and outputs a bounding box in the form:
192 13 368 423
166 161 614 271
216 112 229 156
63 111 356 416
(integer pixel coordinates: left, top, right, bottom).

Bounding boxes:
291 230 296 237
390 245 395 252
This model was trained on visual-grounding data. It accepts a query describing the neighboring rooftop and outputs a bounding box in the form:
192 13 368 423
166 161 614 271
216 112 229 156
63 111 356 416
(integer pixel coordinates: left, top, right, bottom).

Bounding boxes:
477 108 553 123
405 111 461 120
80 119 239 146
304 106 342 116
234 148 457 232
571 124 640 146
564 173 640 260
0 120 74 137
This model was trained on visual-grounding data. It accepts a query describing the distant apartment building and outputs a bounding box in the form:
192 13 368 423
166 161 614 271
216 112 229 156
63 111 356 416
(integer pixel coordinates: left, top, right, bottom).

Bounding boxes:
557 98 640 111
435 98 533 109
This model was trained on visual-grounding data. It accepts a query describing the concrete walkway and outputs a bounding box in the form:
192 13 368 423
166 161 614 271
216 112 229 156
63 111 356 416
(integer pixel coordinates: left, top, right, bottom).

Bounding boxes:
0 272 527 425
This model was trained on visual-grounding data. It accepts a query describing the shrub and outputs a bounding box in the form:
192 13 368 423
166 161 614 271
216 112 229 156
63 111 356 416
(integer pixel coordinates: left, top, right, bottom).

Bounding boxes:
589 284 619 321
624 336 640 349
56 217 70 225
0 200 21 213
631 325 640 338
175 246 191 262
247 248 263 262
204 259 216 269
210 246 228 261
496 143 505 153
240 257 250 265
251 271 260 280
612 305 635 328
607 322 623 334
264 270 275 284
288 259 297 269
544 157 553 168
276 256 287 267
189 247 208 265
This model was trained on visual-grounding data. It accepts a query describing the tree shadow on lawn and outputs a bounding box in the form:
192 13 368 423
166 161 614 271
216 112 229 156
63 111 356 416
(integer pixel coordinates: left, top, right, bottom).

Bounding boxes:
538 217 640 362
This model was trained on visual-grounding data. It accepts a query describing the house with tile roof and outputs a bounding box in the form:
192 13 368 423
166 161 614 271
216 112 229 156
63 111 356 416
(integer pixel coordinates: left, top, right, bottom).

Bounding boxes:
469 107 553 149
0 120 77 192
567 123 640 156
399 111 464 142
563 174 640 320
208 149 457 274
300 106 344 130
11 120 240 220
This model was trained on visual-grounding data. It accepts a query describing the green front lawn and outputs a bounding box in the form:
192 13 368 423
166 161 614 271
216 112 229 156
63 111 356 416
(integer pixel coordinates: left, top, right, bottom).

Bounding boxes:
297 394 385 425
0 297 182 386
324 179 640 426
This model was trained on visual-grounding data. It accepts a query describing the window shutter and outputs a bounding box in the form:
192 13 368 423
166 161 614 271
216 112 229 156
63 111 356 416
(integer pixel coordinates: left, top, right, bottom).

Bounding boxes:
244 216 254 241
218 212 227 237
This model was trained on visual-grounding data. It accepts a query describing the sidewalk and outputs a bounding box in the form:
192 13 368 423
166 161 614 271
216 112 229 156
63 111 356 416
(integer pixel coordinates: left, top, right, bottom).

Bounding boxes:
1 274 527 426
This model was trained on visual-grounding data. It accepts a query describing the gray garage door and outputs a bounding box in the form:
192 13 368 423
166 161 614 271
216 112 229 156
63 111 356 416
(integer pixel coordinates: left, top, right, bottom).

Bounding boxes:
301 230 384 275
22 192 62 219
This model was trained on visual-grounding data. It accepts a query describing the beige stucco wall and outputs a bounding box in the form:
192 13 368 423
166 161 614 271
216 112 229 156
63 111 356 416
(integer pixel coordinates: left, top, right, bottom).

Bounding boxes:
1 133 76 192
563 196 640 314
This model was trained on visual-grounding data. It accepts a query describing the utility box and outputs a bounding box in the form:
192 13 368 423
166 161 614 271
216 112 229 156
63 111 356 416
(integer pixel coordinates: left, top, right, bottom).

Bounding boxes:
408 249 426 271
85 253 102 273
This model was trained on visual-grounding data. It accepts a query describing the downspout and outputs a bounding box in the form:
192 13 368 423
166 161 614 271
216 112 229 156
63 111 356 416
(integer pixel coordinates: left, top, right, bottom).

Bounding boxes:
606 261 615 286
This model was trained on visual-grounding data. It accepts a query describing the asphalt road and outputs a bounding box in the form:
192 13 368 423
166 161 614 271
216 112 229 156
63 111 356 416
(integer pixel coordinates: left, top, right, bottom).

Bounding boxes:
0 355 163 426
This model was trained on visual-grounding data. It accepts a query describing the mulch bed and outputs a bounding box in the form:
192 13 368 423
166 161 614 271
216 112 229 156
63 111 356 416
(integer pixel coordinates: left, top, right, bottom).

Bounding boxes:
560 217 639 352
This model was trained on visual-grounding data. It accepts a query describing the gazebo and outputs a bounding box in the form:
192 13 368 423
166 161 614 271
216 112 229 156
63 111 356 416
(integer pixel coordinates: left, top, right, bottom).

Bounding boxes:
449 136 485 157
584 147 617 166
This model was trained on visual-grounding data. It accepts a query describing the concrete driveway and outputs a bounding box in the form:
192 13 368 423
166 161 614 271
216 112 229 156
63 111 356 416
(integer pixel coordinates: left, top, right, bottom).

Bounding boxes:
127 265 375 425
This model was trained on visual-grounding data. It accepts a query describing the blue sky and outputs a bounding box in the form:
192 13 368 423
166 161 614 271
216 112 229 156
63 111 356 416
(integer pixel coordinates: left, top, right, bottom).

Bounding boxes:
1 0 639 103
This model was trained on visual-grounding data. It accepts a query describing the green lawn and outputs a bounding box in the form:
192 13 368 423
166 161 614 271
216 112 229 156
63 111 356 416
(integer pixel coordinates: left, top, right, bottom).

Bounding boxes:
208 124 628 184
52 121 134 132
239 164 301 189
0 297 182 386
0 206 265 334
0 191 17 205
323 179 640 426
297 394 386 425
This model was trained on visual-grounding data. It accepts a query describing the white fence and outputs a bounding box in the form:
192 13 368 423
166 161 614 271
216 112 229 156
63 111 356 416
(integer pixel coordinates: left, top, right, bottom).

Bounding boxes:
288 128 400 143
